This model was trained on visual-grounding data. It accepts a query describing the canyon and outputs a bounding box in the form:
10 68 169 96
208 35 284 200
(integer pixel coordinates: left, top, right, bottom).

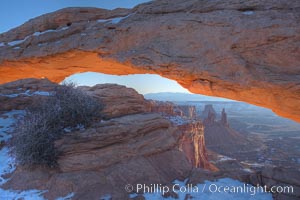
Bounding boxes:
0 78 215 199
0 0 299 123
1 79 299 199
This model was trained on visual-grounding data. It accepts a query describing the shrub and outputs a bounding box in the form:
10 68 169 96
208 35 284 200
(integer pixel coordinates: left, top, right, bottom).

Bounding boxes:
11 83 103 167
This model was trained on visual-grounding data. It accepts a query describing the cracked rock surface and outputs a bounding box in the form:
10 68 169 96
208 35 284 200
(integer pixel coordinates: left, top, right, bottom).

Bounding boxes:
0 0 299 122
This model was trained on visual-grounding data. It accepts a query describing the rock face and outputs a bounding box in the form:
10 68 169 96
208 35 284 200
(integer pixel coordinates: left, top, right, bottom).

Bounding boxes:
203 105 249 154
249 167 300 200
149 100 216 171
178 122 217 171
55 113 179 172
0 0 299 122
80 84 151 119
220 108 229 127
149 100 196 118
1 79 217 199
201 104 217 120
0 78 56 111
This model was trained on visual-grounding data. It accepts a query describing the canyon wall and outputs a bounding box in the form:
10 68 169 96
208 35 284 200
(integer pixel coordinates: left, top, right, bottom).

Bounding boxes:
0 79 216 199
149 100 216 171
0 0 299 122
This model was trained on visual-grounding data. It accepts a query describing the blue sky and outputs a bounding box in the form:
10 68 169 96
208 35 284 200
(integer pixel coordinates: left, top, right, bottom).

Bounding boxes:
0 0 150 33
65 72 191 94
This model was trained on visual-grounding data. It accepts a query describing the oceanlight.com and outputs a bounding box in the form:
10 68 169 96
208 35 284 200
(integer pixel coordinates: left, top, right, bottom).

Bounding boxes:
125 183 294 196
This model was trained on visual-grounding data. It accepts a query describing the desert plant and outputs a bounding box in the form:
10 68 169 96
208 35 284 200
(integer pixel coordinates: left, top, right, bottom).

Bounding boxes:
11 82 103 167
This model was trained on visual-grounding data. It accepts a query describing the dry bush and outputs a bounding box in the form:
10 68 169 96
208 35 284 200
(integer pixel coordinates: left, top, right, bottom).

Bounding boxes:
11 83 102 167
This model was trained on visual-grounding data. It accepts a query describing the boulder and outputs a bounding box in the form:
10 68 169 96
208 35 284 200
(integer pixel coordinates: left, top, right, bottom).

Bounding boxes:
80 84 150 119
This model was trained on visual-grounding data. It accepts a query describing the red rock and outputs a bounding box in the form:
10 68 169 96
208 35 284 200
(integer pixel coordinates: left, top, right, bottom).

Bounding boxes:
201 104 217 119
55 113 179 172
149 100 197 119
220 108 229 127
149 100 217 171
249 167 300 200
2 82 217 199
80 84 151 119
178 122 218 171
202 105 250 154
0 0 299 122
0 78 56 111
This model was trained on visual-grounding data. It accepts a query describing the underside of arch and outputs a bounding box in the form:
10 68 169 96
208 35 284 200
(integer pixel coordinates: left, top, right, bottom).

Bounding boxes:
0 0 299 122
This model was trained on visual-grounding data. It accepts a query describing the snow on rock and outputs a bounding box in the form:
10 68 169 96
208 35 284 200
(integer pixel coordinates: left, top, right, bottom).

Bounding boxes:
0 110 24 142
33 26 70 37
7 39 27 46
0 90 52 98
243 11 254 15
0 189 46 200
99 194 111 200
56 192 74 200
217 155 236 162
97 14 133 25
164 115 190 125
0 147 15 185
0 110 47 200
1 26 70 48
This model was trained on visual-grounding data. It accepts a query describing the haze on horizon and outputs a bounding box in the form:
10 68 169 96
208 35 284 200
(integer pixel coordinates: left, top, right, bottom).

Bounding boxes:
65 72 234 102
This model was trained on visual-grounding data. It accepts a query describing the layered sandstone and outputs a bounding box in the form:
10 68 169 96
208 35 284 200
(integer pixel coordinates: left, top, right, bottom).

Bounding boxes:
149 100 196 118
0 0 299 122
55 113 179 172
0 78 56 111
80 84 151 119
149 100 216 171
178 122 217 171
1 80 216 199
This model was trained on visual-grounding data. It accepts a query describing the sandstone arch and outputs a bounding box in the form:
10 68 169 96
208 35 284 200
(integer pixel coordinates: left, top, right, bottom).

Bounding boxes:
0 0 299 122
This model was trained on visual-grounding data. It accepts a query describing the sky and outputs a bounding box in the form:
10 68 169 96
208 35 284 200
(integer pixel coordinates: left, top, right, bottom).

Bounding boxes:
0 0 230 99
65 72 191 94
0 0 150 33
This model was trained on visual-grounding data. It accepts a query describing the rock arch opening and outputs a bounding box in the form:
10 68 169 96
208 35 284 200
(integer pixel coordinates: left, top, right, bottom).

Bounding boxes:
63 71 300 176
0 0 299 122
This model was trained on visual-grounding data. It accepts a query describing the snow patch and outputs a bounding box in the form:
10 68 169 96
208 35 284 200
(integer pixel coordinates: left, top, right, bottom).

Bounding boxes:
243 168 254 173
217 155 236 162
56 192 74 200
4 26 70 47
243 11 254 15
241 161 265 168
164 116 189 125
8 39 27 46
0 147 16 185
100 194 112 200
0 42 5 47
0 189 46 200
97 14 133 25
0 90 52 98
0 110 47 200
0 110 24 142
33 26 70 37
